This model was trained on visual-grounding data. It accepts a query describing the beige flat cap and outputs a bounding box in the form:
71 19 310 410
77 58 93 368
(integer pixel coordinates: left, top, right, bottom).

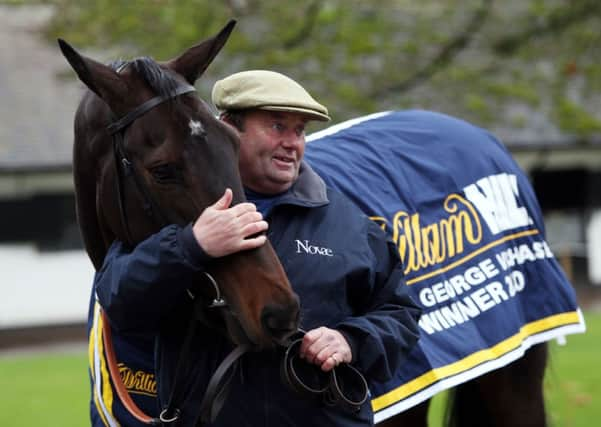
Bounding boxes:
212 70 330 122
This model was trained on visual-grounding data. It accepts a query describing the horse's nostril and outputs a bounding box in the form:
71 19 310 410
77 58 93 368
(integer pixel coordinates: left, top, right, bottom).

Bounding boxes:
261 302 300 344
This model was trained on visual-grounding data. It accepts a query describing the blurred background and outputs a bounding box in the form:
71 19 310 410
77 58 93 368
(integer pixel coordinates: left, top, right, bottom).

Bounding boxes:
0 0 600 426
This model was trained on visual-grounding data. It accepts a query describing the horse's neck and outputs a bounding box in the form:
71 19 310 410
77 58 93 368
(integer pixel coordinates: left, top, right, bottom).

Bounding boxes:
73 93 117 269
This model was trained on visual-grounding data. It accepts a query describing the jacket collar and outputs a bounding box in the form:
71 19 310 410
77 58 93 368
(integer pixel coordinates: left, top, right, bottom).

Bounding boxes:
277 161 329 208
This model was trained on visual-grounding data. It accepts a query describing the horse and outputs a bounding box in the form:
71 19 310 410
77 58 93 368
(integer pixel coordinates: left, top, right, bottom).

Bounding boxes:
305 110 585 427
59 20 300 425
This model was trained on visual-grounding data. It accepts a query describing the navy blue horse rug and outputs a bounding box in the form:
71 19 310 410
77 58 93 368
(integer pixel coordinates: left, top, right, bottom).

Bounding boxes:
305 110 585 423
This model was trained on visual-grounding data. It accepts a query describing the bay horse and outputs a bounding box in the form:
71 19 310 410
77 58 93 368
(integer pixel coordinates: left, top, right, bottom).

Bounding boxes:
59 20 299 425
305 110 584 427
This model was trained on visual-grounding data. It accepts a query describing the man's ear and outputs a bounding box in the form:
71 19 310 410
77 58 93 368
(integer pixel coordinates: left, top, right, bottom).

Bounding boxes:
220 112 231 125
220 113 241 135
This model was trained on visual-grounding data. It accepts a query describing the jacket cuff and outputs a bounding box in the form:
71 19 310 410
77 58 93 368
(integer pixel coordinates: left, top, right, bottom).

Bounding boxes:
177 223 214 268
338 328 359 365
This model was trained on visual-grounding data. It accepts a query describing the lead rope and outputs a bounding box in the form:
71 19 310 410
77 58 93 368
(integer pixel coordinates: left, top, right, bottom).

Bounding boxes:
280 330 369 413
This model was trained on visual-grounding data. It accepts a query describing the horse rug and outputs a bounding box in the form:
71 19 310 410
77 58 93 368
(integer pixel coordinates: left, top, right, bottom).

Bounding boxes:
304 110 586 423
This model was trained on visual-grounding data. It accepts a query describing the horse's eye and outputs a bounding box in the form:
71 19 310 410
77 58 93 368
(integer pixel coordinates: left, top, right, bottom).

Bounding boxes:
151 164 183 185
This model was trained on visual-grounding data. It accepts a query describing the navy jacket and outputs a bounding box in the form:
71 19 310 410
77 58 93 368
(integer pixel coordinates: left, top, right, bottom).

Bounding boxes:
90 162 421 426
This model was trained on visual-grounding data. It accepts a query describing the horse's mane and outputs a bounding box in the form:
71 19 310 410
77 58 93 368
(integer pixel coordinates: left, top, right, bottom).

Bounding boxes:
109 57 181 98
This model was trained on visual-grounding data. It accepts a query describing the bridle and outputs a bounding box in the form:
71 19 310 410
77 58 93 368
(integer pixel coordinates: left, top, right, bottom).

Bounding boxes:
107 81 196 246
101 76 247 425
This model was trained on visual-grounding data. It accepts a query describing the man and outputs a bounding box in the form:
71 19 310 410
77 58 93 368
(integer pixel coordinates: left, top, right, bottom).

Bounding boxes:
91 70 421 426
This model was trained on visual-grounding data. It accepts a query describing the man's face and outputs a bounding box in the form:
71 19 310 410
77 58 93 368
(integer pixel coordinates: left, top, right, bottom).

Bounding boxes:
236 110 309 194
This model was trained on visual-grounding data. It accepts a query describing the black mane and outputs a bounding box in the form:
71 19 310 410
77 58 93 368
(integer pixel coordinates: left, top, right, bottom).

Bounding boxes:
109 57 181 98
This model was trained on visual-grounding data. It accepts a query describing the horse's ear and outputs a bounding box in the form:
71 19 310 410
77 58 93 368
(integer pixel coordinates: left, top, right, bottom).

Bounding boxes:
166 20 236 84
58 39 128 103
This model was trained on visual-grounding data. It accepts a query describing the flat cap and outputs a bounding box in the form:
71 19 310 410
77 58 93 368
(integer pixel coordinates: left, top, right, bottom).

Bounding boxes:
212 70 330 122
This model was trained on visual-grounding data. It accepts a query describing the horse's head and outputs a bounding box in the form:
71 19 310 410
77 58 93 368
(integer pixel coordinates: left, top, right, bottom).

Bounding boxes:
59 21 299 348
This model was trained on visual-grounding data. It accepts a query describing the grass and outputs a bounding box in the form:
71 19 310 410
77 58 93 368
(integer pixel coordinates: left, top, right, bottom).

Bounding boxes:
0 351 89 426
426 311 600 427
0 312 598 426
545 311 601 427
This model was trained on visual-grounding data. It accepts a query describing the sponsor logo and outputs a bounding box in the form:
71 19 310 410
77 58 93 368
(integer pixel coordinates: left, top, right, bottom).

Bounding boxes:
387 194 482 275
371 173 533 275
118 364 157 396
463 173 532 234
295 239 334 257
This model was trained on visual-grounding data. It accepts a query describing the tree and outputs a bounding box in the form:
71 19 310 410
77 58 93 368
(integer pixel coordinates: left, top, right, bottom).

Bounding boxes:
45 0 601 140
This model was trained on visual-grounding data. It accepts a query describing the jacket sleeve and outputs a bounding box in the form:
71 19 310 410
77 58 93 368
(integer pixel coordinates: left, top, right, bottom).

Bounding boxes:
336 220 421 383
94 224 212 333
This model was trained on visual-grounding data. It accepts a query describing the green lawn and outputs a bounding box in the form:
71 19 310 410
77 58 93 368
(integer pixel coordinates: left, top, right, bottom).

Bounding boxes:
545 311 600 427
0 312 598 426
426 311 600 427
0 351 89 426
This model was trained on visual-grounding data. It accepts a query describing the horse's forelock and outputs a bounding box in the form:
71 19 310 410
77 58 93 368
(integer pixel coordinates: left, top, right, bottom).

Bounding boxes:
109 57 181 99
108 59 128 72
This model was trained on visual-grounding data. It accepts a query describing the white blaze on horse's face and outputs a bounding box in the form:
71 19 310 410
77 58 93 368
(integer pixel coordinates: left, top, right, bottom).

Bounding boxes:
189 119 205 137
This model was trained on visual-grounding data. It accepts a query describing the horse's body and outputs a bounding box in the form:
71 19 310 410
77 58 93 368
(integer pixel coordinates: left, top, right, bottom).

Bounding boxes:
305 110 585 426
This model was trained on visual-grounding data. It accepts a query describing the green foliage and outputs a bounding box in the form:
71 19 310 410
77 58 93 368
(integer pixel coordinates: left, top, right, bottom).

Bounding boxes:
464 93 489 115
555 99 601 135
40 0 601 137
584 64 601 92
484 81 540 106
0 0 31 4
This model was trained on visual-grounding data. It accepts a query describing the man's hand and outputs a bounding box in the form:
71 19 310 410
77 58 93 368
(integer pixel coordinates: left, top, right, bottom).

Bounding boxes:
192 188 268 257
299 327 352 372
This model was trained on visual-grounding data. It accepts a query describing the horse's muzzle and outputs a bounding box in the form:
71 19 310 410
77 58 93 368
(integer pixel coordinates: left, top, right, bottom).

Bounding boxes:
261 296 301 345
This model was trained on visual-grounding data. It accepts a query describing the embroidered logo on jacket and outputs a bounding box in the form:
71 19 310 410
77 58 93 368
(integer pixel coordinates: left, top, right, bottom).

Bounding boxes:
295 239 334 257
